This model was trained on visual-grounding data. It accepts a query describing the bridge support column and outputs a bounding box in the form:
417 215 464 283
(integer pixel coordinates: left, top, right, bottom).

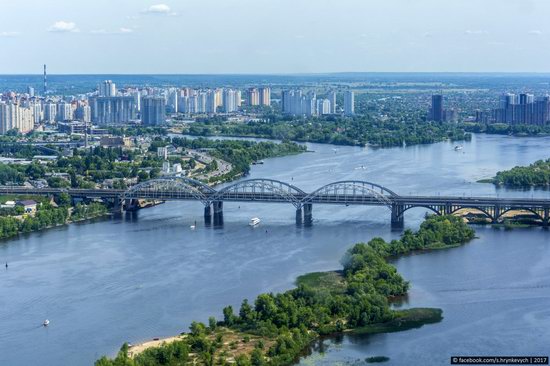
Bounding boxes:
213 201 224 227
204 204 212 226
391 203 404 230
544 208 549 227
492 204 501 224
124 199 137 211
295 207 303 225
113 198 123 213
303 204 313 226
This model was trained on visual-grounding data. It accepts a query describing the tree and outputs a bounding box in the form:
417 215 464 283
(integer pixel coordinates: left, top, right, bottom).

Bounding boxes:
208 316 217 331
57 193 71 207
223 306 235 326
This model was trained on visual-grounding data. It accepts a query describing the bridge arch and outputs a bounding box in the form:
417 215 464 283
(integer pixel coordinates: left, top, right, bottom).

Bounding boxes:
301 180 398 210
124 177 215 205
496 207 545 222
210 178 306 208
398 204 443 218
450 206 495 222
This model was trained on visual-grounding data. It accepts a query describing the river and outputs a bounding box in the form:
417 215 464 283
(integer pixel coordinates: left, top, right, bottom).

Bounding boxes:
0 134 549 365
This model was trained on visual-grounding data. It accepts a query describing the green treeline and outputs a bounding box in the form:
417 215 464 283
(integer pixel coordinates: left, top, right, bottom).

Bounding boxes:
185 117 471 148
0 198 108 240
491 159 550 187
461 122 550 136
72 202 109 221
170 137 306 182
95 215 475 366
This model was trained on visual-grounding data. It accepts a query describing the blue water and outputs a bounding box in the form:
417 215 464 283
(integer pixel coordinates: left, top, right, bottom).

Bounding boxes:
0 133 549 365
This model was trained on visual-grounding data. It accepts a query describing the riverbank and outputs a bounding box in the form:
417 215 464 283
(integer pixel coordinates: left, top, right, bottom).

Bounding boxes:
95 215 475 366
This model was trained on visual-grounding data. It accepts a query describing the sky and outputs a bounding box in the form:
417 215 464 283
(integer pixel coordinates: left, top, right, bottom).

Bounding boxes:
1 0 550 74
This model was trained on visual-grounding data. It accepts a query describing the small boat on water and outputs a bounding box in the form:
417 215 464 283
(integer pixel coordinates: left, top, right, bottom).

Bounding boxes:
249 217 261 226
43 320 49 327
190 225 196 230
454 145 463 151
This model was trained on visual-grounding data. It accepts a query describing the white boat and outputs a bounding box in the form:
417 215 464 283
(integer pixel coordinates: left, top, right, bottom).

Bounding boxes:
454 145 463 151
190 225 196 230
249 217 261 226
43 319 49 327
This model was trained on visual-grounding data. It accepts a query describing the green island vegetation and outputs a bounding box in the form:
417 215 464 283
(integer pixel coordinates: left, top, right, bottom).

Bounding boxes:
184 116 471 148
95 215 475 366
461 122 550 137
0 194 108 240
484 159 550 187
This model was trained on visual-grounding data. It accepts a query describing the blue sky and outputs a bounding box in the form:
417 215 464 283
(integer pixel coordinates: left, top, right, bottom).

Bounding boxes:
1 0 550 74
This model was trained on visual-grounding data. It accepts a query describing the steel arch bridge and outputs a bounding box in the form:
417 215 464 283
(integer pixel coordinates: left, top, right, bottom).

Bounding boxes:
0 177 549 228
211 179 306 208
123 177 215 205
300 180 397 210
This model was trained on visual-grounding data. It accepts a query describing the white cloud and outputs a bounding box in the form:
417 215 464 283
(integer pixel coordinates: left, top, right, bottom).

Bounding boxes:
48 21 79 33
0 31 20 37
90 28 134 35
142 4 171 14
528 30 543 36
465 30 488 35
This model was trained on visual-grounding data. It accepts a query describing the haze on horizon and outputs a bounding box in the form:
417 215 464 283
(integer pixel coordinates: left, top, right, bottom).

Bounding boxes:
1 0 550 75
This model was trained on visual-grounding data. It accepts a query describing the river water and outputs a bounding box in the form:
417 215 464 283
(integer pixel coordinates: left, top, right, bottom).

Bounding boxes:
1 134 549 365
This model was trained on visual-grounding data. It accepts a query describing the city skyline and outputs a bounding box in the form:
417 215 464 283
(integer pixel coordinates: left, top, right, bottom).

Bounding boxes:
2 0 550 74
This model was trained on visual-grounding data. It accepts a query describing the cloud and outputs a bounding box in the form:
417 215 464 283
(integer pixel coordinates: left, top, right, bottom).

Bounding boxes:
465 30 488 35
528 30 542 36
0 31 20 37
142 4 175 14
90 28 134 35
48 21 79 33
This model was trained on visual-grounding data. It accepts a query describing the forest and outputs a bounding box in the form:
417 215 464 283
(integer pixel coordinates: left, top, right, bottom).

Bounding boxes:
184 116 471 148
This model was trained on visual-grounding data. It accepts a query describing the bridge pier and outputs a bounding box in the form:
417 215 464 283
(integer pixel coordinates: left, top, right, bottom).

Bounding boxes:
113 198 123 213
295 207 303 225
213 201 224 227
492 204 501 224
544 208 549 227
303 204 313 226
391 203 404 230
204 204 212 226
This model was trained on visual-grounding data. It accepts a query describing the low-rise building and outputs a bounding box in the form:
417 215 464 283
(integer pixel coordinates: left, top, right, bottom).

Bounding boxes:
16 200 38 213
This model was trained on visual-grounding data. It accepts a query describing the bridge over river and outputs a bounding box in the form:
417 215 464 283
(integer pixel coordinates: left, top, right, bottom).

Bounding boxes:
2 177 549 228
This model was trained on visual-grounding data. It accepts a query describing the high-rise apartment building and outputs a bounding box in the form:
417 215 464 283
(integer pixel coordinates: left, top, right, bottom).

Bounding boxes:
57 101 73 121
344 91 355 116
328 91 337 114
98 80 117 97
247 88 260 106
43 101 57 123
223 89 239 113
92 96 136 124
430 94 443 122
0 102 35 134
493 92 550 125
141 96 166 125
259 87 271 106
